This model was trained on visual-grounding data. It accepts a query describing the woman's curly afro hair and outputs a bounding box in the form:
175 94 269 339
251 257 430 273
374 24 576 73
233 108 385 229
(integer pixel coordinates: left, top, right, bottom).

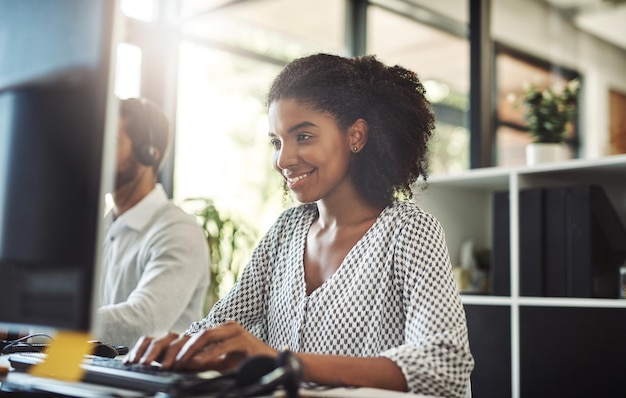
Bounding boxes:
267 53 435 208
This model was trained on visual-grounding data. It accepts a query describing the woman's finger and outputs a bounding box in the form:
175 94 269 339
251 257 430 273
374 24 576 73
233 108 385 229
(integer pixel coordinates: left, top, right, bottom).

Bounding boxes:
125 335 154 363
172 333 223 369
173 322 243 366
138 332 179 365
190 351 246 372
173 338 246 372
171 322 278 371
159 334 192 369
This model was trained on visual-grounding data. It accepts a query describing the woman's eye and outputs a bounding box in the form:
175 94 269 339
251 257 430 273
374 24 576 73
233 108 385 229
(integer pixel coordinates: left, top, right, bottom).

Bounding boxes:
297 133 311 142
269 139 281 150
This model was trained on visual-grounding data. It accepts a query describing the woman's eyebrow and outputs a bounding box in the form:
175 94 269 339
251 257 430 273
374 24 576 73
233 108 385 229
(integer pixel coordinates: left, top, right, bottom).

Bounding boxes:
268 121 318 137
287 121 317 134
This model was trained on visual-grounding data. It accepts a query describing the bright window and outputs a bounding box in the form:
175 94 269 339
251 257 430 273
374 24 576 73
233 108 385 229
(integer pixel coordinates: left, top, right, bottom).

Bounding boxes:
120 0 154 22
115 43 142 99
174 0 346 238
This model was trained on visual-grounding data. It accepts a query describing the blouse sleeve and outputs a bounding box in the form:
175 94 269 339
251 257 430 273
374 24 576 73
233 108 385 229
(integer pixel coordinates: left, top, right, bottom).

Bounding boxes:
379 209 474 398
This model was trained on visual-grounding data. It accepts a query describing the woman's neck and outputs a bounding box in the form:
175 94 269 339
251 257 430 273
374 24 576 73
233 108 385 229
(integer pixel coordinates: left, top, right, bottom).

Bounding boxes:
315 189 385 230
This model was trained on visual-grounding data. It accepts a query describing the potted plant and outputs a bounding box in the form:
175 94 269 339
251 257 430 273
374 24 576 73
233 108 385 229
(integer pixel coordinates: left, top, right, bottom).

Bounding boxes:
521 78 580 165
182 198 258 313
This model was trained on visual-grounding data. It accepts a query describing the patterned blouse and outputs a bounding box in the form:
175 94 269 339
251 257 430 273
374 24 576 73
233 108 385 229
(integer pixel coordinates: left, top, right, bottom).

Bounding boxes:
186 201 474 397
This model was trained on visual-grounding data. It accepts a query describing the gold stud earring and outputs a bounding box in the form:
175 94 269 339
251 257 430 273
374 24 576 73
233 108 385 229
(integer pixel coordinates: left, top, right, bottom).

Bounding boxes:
352 146 358 152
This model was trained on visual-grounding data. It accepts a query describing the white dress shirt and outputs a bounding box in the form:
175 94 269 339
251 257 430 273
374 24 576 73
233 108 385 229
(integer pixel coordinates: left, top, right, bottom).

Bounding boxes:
95 184 209 348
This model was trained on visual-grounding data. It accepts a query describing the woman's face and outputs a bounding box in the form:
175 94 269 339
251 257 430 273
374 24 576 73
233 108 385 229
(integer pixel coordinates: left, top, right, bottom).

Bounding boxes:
268 98 354 204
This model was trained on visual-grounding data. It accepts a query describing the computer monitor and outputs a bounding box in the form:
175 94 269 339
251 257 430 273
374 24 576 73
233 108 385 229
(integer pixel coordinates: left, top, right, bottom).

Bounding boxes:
0 0 119 334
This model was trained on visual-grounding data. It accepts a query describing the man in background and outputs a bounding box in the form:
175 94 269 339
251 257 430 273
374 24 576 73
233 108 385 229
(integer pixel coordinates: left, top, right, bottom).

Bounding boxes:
95 98 209 348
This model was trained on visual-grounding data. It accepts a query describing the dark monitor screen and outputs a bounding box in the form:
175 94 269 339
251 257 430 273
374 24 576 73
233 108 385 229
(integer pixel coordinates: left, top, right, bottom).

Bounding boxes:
0 0 118 333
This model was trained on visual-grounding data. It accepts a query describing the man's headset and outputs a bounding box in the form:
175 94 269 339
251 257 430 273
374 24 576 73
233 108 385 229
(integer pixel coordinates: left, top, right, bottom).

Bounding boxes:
184 350 303 398
135 97 158 167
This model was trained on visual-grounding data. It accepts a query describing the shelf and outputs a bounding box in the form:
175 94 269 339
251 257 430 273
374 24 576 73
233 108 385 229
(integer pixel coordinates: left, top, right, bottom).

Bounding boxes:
461 294 511 306
516 296 626 308
418 155 626 398
462 295 626 308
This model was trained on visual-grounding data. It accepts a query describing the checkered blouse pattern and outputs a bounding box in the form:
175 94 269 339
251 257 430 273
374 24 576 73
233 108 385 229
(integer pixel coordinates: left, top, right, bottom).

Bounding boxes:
186 201 474 397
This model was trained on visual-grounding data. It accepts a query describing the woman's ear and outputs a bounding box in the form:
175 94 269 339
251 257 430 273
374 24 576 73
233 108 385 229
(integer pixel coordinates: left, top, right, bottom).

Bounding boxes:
348 118 368 153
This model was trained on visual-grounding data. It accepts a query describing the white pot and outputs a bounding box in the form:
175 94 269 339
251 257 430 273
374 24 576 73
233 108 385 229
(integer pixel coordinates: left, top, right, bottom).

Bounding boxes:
525 143 570 166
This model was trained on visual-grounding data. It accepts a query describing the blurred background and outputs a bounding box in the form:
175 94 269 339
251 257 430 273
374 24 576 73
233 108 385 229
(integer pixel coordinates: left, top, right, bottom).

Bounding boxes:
114 0 626 271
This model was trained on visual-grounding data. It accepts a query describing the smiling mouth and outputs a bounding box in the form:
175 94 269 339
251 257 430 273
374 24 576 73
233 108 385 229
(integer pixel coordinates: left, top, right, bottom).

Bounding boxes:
285 171 314 188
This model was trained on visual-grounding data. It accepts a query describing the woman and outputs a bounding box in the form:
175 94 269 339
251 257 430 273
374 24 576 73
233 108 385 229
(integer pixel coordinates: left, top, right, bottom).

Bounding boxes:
128 53 474 397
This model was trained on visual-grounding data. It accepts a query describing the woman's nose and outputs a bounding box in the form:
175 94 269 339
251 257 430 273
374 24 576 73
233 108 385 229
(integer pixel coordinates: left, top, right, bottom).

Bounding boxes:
275 143 296 170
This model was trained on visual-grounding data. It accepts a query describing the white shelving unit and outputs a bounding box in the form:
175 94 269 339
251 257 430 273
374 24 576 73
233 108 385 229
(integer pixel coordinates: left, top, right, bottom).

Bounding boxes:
415 154 626 398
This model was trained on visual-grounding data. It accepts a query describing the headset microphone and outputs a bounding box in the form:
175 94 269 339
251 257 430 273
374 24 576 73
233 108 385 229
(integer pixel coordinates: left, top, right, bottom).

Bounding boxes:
234 355 278 389
196 351 302 398
236 351 303 398
184 354 276 397
136 97 157 167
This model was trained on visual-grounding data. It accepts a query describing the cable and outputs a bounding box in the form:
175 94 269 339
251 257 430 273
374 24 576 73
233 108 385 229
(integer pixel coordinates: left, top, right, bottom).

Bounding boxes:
1 333 53 355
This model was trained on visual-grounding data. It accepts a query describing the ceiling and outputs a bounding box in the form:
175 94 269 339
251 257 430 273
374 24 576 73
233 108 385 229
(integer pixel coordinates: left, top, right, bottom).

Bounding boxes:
178 0 626 51
545 0 626 50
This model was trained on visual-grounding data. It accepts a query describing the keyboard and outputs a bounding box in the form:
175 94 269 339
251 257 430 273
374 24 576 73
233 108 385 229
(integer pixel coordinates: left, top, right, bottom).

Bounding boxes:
8 353 232 396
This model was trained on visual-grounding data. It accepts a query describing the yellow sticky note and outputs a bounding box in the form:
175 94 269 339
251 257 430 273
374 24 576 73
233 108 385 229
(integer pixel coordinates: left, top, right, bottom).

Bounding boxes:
29 331 92 382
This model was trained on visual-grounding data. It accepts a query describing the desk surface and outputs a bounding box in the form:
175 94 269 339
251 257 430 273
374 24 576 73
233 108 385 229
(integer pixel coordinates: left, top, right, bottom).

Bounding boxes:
0 355 431 397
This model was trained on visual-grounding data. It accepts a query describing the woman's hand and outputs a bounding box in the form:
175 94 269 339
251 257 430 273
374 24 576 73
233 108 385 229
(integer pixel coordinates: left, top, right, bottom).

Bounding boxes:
125 332 189 365
126 321 278 373
168 321 278 372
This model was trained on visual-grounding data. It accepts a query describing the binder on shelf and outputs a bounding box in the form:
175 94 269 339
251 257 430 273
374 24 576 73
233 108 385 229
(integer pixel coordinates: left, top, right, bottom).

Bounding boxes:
489 182 626 299
543 187 568 297
491 188 545 296
565 185 593 297
565 184 626 298
491 191 510 296
519 188 545 297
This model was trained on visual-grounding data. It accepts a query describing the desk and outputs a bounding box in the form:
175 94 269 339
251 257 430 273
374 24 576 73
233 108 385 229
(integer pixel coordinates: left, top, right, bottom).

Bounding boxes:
1 355 431 397
298 388 431 397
